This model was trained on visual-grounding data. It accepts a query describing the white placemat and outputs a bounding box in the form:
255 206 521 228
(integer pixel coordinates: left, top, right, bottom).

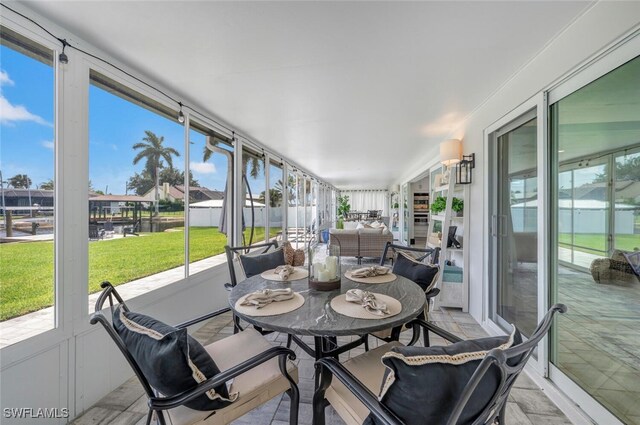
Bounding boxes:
330 293 401 319
260 267 309 282
344 270 397 284
234 292 305 317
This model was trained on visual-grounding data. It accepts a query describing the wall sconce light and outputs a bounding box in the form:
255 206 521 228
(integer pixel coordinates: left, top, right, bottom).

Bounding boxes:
439 139 462 166
457 153 475 184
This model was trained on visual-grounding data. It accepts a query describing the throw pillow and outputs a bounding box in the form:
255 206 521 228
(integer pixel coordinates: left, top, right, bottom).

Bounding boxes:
240 248 286 278
292 248 305 266
343 221 358 230
356 222 365 230
392 251 439 292
364 327 521 425
282 241 295 266
113 307 236 411
370 220 382 228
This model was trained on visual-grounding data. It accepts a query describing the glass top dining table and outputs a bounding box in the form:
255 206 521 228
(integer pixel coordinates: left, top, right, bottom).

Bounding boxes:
228 267 426 338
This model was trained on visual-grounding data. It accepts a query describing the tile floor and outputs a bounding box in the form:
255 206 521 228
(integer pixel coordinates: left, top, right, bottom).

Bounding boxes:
71 308 573 425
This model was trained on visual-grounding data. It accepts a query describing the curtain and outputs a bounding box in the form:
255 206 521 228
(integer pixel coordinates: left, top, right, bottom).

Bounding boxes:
340 190 389 216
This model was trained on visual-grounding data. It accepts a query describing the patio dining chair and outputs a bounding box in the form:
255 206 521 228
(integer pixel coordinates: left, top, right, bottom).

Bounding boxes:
90 282 299 425
313 304 566 425
224 241 291 339
372 242 441 344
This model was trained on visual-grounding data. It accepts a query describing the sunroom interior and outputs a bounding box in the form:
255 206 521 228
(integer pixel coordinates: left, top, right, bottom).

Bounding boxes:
1 2 639 425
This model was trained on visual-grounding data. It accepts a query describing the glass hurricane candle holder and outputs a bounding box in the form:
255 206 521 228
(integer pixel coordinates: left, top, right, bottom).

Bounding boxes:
308 242 341 291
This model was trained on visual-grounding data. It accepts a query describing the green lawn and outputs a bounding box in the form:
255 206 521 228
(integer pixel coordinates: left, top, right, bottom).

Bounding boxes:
0 227 278 321
558 233 640 255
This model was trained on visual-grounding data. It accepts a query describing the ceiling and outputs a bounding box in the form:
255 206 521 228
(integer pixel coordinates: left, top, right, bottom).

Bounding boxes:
21 1 592 189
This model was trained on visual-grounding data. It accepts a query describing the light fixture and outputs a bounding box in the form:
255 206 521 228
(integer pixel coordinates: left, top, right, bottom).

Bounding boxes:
177 102 185 123
439 139 462 166
58 39 69 64
457 153 476 184
391 184 400 194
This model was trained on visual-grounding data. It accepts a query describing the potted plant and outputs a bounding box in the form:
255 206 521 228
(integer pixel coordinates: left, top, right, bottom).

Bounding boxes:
336 195 351 229
430 196 464 216
430 196 447 214
452 197 464 215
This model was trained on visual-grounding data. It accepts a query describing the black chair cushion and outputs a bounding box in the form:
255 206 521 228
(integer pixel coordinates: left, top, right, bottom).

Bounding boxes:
365 327 522 425
392 251 439 292
239 248 286 278
113 307 234 411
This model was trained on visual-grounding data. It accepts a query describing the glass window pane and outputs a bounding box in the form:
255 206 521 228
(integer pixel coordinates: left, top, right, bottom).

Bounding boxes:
88 72 185 306
0 28 55 346
188 126 232 274
492 117 538 337
268 160 284 241
242 147 267 245
551 55 640 425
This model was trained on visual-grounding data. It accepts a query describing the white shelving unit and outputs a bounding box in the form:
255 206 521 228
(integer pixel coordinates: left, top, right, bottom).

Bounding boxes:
427 166 470 312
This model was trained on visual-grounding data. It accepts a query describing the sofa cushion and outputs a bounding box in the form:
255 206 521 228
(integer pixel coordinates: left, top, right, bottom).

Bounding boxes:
365 327 521 425
359 228 384 235
113 307 234 411
330 229 359 236
392 251 439 292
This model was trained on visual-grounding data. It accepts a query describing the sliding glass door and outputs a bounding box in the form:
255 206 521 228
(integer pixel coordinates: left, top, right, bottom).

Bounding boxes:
490 111 539 337
550 55 640 425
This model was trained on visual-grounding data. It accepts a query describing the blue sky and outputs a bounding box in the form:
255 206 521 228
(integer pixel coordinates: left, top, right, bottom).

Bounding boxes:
1 46 54 188
1 43 239 195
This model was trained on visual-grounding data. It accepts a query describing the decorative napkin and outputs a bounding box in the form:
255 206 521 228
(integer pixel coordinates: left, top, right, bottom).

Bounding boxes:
345 289 389 316
350 266 391 278
240 288 295 308
274 265 294 280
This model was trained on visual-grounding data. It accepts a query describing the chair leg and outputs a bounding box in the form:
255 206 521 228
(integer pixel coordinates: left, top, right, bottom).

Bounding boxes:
287 386 300 425
286 334 293 349
423 326 430 347
145 410 153 425
364 335 369 352
496 401 508 424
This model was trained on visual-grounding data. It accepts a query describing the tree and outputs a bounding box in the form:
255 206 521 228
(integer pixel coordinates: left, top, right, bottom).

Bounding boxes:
8 174 32 189
160 167 199 188
127 168 198 196
127 171 154 196
594 155 640 183
202 144 261 178
274 176 296 205
40 179 54 190
132 131 180 214
259 188 283 208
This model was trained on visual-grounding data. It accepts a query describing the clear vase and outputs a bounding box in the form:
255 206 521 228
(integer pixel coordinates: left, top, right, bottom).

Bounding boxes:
308 243 341 291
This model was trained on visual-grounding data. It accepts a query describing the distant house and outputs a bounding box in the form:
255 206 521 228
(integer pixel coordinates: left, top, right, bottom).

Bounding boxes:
142 183 224 203
0 188 54 213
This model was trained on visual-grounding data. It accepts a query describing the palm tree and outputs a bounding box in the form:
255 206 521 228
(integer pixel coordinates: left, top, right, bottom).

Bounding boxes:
8 174 32 189
202 141 261 178
132 130 180 215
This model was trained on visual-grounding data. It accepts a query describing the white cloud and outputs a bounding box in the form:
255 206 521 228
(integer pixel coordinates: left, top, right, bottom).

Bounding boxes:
0 95 52 126
0 70 14 87
41 140 55 150
190 161 216 174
